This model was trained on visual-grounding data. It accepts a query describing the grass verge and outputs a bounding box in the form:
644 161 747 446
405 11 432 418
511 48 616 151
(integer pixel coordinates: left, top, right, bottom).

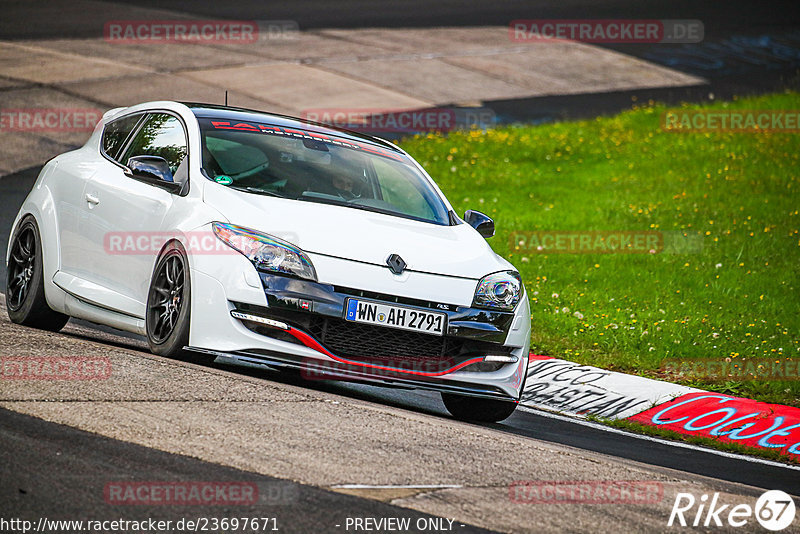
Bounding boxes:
400 91 800 407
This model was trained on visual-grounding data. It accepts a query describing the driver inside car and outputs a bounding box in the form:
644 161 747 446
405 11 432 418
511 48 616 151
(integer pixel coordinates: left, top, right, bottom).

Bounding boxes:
331 174 357 199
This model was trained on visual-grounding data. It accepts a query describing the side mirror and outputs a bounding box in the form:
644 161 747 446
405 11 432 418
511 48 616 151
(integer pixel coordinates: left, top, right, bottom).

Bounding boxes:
126 155 174 183
464 210 495 238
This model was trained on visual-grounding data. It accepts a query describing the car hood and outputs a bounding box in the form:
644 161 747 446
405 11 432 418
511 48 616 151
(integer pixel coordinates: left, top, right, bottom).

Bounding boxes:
203 182 512 280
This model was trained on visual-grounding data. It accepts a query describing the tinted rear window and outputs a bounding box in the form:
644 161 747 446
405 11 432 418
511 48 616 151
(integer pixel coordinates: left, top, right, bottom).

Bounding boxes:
102 113 143 160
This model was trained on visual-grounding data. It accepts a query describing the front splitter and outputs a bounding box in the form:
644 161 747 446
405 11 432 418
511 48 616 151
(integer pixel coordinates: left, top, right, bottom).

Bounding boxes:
184 346 517 402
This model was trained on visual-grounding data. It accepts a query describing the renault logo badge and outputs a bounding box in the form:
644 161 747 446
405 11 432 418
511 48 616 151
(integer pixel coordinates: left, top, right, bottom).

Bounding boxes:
386 254 407 275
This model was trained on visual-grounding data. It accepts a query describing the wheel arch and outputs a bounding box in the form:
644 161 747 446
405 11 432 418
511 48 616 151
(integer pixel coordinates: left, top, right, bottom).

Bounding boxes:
7 188 66 314
145 238 192 356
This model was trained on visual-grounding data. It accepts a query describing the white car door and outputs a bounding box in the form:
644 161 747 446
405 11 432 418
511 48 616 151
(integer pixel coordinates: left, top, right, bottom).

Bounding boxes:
77 112 188 318
57 113 144 280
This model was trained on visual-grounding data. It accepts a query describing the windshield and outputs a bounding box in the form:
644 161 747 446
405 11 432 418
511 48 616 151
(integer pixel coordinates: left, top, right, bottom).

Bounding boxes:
197 118 451 225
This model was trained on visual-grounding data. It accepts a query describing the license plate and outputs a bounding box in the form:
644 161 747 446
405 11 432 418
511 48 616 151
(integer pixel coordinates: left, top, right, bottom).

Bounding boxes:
345 299 446 336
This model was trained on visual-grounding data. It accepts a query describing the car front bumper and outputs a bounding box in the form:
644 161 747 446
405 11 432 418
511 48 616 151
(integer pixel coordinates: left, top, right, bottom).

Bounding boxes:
187 252 531 401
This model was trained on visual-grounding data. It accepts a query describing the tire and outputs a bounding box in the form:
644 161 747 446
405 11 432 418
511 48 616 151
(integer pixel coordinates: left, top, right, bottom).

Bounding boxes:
441 393 518 423
146 243 191 357
6 216 69 331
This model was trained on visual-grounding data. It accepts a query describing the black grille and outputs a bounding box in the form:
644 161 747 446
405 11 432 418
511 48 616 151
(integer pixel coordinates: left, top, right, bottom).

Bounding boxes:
307 316 457 363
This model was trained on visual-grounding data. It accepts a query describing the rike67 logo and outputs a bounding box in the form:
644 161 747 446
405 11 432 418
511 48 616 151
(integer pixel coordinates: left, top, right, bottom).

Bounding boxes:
668 490 796 531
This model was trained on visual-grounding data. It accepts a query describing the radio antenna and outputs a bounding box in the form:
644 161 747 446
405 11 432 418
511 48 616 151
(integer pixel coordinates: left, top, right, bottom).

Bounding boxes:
224 90 228 106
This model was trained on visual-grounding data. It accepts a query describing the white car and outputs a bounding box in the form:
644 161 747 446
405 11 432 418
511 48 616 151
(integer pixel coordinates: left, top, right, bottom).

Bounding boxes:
6 101 531 422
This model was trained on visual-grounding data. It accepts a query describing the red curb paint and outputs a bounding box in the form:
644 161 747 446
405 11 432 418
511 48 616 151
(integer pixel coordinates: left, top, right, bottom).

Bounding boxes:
630 392 800 459
529 353 555 361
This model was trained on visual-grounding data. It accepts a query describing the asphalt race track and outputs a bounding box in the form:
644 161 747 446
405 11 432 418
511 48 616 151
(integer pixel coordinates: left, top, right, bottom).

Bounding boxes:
1 408 494 534
2 0 799 124
2 167 800 531
1 296 798 532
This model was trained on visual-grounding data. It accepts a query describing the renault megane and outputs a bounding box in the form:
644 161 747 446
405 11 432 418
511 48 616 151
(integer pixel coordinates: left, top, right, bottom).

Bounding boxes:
6 101 531 422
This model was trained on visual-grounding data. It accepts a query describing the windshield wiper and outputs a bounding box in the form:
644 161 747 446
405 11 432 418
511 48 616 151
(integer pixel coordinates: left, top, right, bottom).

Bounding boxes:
229 186 285 198
297 194 397 217
298 194 449 225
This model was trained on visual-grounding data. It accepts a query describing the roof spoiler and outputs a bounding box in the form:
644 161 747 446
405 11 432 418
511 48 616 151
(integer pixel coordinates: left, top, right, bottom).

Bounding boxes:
101 107 128 122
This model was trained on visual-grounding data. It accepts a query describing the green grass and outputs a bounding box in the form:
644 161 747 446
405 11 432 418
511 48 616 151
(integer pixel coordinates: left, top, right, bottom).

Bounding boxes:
400 91 800 407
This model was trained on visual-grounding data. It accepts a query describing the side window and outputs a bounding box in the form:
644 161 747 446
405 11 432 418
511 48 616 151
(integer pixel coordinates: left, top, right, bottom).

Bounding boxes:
101 114 142 161
121 113 188 174
373 159 435 220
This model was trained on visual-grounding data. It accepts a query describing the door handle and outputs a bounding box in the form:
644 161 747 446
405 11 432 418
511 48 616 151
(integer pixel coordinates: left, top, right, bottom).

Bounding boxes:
85 193 100 205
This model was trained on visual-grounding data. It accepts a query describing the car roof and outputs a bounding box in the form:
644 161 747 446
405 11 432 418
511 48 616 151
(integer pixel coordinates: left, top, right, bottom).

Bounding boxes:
182 102 402 153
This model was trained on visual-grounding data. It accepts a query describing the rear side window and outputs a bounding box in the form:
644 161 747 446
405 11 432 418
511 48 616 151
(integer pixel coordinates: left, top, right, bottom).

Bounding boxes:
101 114 142 161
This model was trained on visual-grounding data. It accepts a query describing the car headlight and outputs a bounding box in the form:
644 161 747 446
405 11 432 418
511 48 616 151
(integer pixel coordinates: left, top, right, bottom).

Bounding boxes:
212 222 317 281
473 271 521 311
